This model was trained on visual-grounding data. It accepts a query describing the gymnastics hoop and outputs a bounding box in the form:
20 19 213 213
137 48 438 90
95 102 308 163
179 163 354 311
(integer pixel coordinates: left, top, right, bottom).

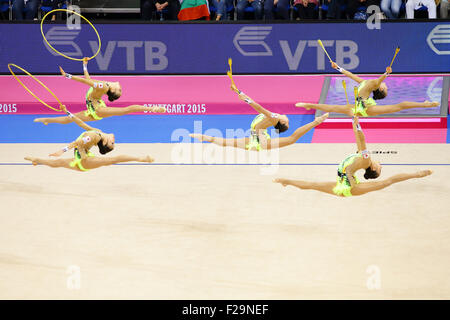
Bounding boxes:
40 9 101 61
8 63 63 112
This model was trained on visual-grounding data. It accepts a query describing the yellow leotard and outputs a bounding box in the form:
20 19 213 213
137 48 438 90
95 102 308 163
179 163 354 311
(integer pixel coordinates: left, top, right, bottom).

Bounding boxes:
246 114 271 151
333 153 362 197
69 131 99 171
85 87 104 120
354 80 376 117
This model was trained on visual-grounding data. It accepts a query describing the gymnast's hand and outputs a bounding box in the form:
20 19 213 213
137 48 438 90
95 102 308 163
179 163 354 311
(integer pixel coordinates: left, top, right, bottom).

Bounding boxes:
230 84 242 95
59 66 66 77
386 66 392 74
331 61 338 69
83 57 89 65
49 150 64 157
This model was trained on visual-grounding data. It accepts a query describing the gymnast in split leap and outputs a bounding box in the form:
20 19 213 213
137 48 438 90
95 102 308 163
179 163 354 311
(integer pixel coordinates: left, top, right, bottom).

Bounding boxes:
26 105 154 171
34 58 166 125
274 116 432 196
295 61 439 117
190 84 328 151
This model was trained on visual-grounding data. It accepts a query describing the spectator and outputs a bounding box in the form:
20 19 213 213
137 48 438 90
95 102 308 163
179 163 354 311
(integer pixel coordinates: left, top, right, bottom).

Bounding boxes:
264 0 290 20
178 0 210 20
380 0 401 18
406 0 436 18
12 0 39 20
236 0 263 19
141 0 153 19
325 0 347 19
441 0 449 18
210 0 234 20
41 0 65 21
293 0 319 19
347 0 380 19
141 0 179 20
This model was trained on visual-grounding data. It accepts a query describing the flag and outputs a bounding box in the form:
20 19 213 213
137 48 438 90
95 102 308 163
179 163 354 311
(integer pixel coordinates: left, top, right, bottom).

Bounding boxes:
178 0 210 21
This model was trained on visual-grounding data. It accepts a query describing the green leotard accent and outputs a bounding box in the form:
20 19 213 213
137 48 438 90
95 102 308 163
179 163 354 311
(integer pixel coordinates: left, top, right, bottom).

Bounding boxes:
354 80 376 117
69 131 98 171
246 114 271 151
333 153 362 197
85 87 104 120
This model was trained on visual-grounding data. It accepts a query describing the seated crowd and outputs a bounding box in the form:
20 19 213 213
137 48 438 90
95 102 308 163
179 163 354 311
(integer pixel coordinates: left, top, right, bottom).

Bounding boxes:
1 0 447 21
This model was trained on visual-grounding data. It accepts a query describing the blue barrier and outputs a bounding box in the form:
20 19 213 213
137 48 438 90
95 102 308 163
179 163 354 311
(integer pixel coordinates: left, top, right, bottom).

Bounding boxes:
0 22 449 74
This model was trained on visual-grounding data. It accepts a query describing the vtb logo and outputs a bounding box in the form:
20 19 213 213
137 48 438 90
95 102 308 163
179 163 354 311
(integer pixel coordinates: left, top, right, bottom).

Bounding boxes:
43 27 82 58
233 26 273 57
427 24 450 55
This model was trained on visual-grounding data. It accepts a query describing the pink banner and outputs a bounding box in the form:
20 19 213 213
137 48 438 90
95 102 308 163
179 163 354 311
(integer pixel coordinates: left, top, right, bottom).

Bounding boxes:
0 75 324 115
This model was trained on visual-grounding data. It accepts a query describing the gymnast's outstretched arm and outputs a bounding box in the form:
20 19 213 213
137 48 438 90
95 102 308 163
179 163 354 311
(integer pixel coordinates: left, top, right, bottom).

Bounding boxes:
331 61 364 84
372 66 392 88
61 105 98 132
82 57 90 80
230 84 277 123
352 116 367 153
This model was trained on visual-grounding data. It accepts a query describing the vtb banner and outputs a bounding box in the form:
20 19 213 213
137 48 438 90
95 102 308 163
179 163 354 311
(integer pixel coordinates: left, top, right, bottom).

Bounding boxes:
0 22 449 74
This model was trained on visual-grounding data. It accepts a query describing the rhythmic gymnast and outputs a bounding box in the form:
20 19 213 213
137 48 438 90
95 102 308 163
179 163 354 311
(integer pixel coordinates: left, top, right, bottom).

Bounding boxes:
274 116 432 196
34 58 166 125
26 105 154 171
190 84 328 151
295 61 439 117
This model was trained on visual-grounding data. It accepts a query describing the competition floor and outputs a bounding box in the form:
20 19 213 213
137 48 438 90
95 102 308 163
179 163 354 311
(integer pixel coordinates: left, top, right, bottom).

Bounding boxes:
1 143 449 299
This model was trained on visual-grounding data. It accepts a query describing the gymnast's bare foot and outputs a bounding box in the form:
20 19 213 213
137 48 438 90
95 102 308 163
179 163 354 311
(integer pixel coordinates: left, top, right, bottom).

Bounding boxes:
141 156 155 163
34 118 48 125
315 113 329 124
274 178 289 187
189 134 213 142
295 102 311 110
152 106 166 113
24 157 38 166
417 170 433 178
424 101 439 108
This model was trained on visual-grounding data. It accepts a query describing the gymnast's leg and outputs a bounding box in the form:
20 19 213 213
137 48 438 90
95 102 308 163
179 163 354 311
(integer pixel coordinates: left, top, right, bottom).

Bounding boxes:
367 101 439 116
24 157 77 170
295 102 353 116
265 113 328 149
34 111 93 125
189 134 250 150
274 178 337 196
350 170 432 196
95 105 166 118
81 155 155 169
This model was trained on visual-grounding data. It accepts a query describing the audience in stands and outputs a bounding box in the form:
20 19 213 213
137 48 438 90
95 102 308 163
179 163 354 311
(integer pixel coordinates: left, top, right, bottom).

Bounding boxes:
325 0 347 19
347 0 380 19
41 0 65 21
7 0 449 21
236 0 263 19
406 0 437 18
12 0 39 20
141 0 179 20
380 0 402 18
293 0 319 19
210 0 234 20
264 0 290 20
441 0 449 18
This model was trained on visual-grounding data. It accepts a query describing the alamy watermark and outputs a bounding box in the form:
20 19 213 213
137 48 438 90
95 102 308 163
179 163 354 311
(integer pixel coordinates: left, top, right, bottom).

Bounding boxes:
170 121 281 175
